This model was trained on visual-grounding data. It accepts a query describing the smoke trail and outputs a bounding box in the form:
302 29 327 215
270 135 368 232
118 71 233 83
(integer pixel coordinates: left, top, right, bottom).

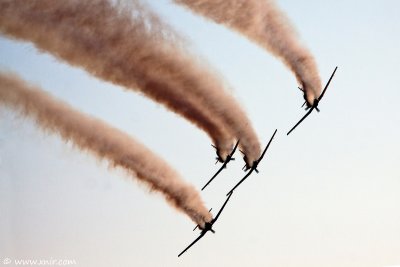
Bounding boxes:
0 0 261 163
0 72 212 227
174 0 322 105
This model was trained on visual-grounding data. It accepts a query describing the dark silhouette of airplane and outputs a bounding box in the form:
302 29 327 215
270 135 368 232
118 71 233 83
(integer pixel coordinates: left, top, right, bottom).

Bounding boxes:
178 191 233 257
192 208 212 232
287 66 338 135
201 140 240 191
227 129 277 196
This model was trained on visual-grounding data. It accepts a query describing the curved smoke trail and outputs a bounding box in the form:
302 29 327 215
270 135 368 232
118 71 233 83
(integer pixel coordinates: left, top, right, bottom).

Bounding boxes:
174 0 322 105
0 72 212 227
0 0 260 162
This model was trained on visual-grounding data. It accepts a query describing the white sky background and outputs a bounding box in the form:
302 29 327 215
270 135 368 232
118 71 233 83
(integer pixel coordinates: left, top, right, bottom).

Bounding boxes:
1 0 399 266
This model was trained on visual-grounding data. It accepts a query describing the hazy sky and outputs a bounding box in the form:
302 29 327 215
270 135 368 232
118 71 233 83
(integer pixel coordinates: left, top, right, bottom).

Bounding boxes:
1 0 399 266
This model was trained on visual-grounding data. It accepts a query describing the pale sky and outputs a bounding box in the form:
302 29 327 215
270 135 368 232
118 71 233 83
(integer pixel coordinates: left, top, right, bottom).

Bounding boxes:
1 0 400 266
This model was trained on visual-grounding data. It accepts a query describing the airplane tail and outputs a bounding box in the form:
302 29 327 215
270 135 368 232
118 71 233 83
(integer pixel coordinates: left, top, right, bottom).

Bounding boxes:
242 164 248 171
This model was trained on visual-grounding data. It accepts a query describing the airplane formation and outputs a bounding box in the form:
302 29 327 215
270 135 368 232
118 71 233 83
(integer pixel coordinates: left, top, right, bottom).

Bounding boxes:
178 67 338 257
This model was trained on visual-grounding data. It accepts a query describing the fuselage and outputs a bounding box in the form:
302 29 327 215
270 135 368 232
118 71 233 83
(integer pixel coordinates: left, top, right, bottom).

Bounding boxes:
200 222 215 234
244 159 259 172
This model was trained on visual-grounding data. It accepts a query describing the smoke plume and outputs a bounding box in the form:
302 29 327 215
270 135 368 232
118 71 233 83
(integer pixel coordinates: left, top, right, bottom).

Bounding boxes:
174 0 322 105
0 72 212 227
0 0 260 162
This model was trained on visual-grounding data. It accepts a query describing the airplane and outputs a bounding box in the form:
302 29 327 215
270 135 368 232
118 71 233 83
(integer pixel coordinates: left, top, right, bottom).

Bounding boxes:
287 66 338 135
226 129 277 196
201 140 240 191
178 191 233 257
192 208 212 232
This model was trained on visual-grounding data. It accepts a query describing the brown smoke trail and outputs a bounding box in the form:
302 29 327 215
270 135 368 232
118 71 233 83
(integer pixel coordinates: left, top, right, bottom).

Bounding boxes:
174 0 322 105
0 0 261 162
0 72 212 227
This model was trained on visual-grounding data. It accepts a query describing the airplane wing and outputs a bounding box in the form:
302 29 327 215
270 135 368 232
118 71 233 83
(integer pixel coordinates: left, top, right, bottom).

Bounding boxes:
287 67 338 136
201 140 240 191
178 231 206 257
318 66 338 101
258 129 277 162
230 140 240 156
286 107 314 135
213 191 233 223
201 162 227 190
226 169 253 196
